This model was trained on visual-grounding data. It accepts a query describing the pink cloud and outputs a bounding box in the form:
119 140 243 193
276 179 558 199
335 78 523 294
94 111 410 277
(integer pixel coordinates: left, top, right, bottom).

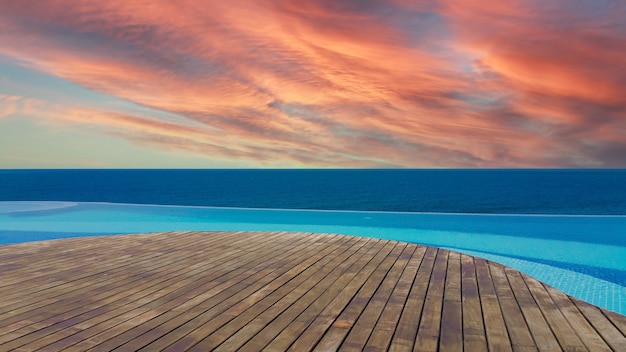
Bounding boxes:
0 0 624 167
0 95 22 119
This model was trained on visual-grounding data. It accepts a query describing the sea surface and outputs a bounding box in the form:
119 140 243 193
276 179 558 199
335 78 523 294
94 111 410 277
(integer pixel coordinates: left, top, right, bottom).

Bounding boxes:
2 168 626 214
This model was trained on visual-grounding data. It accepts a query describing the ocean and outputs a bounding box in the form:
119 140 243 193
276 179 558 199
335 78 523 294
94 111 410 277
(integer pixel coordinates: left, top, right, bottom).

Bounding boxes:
1 168 625 215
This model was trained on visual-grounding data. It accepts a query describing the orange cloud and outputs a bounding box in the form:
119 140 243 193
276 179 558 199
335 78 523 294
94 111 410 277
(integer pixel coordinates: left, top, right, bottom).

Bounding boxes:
0 0 624 167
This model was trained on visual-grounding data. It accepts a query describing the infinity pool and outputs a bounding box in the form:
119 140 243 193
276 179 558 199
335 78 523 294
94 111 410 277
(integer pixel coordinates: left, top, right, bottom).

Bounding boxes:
2 201 626 314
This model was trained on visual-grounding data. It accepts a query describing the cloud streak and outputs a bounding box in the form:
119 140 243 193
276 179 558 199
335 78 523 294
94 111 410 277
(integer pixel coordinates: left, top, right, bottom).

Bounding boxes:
0 0 624 167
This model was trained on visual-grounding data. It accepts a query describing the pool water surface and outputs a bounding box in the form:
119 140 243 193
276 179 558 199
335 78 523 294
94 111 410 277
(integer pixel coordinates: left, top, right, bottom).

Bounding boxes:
2 201 625 314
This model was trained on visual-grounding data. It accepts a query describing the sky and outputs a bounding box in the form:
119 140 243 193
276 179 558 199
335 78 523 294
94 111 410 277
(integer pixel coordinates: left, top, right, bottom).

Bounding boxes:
0 0 625 168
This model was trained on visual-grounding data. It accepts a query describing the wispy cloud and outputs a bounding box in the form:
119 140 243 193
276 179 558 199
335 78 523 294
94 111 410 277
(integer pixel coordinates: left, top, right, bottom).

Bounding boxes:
0 95 21 119
0 0 624 167
0 154 110 167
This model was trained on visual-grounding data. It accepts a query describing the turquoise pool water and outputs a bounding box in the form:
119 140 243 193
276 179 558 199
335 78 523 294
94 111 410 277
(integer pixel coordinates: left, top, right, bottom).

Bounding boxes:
2 201 626 314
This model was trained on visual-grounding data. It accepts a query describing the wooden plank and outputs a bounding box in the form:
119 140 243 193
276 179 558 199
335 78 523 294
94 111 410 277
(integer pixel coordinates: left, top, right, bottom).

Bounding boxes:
439 251 462 352
73 232 339 351
1 231 294 350
0 233 176 307
504 268 561 351
312 242 406 351
460 254 487 351
545 284 611 351
0 231 194 295
361 244 423 352
604 308 626 336
1 231 626 352
113 232 344 351
0 234 264 322
488 263 536 351
259 239 392 352
4 232 308 350
0 231 233 342
233 242 408 352
66 234 326 349
0 231 227 314
474 258 513 352
413 248 448 352
194 240 384 350
573 299 626 351
522 273 587 351
159 235 374 351
340 244 415 351
264 239 391 351
388 246 436 352
288 241 405 351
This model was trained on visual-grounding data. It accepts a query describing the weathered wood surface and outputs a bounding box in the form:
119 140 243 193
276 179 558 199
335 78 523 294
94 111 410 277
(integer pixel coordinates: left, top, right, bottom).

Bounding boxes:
1 231 625 351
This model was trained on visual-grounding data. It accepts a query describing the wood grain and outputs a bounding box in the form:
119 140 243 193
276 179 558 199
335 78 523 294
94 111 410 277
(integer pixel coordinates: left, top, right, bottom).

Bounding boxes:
1 231 625 351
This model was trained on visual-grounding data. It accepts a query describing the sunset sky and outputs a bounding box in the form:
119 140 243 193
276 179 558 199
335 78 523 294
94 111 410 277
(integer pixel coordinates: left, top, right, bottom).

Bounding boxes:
1 0 625 168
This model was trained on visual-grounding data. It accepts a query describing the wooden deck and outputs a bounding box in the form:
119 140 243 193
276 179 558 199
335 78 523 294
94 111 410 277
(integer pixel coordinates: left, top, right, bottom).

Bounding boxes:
1 231 626 351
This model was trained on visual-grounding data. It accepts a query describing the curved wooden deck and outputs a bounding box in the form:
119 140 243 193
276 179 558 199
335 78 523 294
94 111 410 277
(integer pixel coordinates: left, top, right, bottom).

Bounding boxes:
1 231 625 351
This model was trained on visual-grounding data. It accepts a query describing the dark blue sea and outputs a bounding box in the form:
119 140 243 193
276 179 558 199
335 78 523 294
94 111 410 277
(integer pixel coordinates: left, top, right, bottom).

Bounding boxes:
1 169 625 215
